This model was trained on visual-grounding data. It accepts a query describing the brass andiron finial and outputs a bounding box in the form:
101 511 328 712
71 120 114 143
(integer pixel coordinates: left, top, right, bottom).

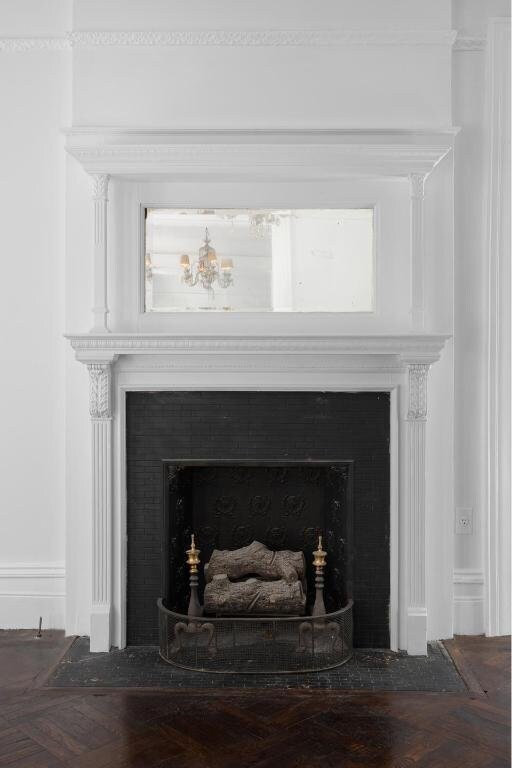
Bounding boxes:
312 534 327 617
186 534 203 617
298 534 341 653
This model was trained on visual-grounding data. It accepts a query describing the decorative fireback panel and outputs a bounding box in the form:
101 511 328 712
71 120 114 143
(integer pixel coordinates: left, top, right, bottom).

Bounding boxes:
163 462 352 615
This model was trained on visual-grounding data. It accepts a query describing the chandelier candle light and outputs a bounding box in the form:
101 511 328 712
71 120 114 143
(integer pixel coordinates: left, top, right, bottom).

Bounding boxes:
180 227 234 295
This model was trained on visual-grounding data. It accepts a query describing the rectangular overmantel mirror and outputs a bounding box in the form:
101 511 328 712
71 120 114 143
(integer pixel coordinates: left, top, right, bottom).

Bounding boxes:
144 208 374 313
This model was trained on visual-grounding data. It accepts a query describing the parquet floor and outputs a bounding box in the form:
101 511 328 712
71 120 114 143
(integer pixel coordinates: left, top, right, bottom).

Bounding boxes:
0 631 509 767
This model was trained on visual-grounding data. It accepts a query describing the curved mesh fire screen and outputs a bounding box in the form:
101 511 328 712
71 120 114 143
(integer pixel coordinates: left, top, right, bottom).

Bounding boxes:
158 598 353 674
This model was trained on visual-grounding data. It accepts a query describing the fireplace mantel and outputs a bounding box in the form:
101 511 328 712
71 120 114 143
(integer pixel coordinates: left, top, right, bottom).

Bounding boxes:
67 332 448 365
66 329 449 655
64 127 454 657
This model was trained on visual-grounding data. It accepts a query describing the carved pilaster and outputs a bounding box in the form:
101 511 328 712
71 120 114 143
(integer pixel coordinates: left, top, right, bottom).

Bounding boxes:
409 173 427 331
87 360 114 651
405 362 429 654
90 173 110 334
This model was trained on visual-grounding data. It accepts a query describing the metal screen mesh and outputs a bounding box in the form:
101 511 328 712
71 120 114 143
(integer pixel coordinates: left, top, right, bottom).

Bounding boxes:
158 598 353 673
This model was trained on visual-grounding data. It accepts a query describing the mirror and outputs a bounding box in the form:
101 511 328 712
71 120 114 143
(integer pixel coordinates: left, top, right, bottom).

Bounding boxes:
145 208 374 313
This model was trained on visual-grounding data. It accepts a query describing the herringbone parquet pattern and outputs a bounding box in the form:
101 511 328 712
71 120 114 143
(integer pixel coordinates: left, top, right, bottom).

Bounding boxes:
0 632 509 767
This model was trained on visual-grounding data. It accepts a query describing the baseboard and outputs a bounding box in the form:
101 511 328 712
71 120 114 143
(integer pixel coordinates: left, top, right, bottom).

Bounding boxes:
453 569 484 635
0 562 65 629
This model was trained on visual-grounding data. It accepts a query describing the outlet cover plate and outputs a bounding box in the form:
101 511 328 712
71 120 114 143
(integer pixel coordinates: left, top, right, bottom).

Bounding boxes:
455 507 473 535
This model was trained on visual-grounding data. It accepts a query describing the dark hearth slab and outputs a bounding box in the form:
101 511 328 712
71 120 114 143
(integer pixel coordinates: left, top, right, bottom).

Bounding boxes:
45 638 466 692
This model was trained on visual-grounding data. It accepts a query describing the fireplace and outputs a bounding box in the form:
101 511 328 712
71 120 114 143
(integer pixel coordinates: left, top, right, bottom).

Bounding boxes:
156 460 355 672
126 390 390 649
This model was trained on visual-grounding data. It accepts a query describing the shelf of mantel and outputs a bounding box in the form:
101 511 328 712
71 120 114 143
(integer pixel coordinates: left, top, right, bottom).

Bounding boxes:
65 332 450 365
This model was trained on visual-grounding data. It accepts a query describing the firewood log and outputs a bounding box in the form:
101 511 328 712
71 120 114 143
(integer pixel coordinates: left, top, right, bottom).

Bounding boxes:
204 541 305 585
204 575 306 616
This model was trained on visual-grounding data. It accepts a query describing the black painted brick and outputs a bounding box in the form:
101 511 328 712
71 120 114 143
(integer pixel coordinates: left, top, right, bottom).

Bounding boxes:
126 391 390 647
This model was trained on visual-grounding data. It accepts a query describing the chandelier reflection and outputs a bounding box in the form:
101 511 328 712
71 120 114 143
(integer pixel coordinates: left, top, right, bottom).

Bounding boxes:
180 228 234 294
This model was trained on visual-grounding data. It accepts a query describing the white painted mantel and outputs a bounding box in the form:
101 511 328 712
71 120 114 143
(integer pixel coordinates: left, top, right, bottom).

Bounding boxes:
67 332 448 654
65 128 454 654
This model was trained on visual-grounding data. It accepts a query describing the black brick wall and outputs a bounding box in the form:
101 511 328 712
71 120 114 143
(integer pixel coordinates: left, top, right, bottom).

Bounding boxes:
126 391 390 647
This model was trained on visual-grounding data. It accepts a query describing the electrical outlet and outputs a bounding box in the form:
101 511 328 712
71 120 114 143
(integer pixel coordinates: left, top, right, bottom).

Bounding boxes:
455 507 473 535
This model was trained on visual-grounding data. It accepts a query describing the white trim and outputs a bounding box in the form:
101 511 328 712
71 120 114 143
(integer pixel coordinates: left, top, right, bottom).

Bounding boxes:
0 562 65 580
485 17 511 638
67 333 449 363
409 173 427 330
389 388 400 652
0 29 457 51
75 338 448 654
0 562 66 629
453 569 485 635
65 137 454 180
65 127 461 138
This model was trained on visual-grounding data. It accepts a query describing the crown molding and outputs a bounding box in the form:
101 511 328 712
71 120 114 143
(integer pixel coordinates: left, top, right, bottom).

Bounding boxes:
0 37 69 51
64 126 461 137
68 29 457 47
66 333 449 366
65 129 456 180
1 28 458 51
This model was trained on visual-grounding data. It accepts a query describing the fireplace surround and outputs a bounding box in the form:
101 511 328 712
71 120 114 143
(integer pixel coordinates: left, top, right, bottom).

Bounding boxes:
68 331 449 656
126 392 389 647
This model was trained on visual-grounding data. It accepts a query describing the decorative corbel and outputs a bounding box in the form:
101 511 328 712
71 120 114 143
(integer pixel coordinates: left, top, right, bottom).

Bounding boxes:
406 363 429 421
87 363 112 419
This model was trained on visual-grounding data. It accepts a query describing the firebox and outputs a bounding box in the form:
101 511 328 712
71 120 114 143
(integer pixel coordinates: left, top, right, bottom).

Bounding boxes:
158 461 354 672
162 462 353 615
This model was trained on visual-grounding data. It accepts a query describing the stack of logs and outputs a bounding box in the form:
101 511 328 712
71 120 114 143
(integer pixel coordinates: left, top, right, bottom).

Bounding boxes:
203 541 307 616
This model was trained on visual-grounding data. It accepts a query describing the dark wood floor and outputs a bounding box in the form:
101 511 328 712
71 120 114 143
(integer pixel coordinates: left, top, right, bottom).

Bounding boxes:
0 631 509 767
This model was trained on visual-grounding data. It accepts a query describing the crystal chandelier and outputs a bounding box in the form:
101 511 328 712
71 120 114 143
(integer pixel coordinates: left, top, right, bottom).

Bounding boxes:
180 227 234 293
248 212 280 238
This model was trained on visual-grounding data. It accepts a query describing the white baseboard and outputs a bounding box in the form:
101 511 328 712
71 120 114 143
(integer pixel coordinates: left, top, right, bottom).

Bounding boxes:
0 562 65 629
453 569 485 635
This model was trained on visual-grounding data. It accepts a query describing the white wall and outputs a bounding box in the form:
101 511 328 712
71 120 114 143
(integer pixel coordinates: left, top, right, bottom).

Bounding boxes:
1 0 509 643
0 0 71 627
71 0 452 129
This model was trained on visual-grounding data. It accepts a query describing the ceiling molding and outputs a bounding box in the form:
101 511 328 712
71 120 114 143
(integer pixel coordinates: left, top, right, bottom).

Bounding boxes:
1 28 458 51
